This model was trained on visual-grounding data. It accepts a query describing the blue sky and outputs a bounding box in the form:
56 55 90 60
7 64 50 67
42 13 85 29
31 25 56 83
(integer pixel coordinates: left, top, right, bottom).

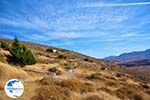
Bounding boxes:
0 0 150 58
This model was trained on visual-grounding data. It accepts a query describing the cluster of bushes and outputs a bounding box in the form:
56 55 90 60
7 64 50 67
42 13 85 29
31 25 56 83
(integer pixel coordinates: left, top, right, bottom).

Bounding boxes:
0 37 36 67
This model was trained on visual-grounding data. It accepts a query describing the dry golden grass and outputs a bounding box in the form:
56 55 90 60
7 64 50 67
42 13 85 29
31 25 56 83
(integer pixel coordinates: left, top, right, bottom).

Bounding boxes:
37 78 95 91
31 85 71 100
0 57 6 63
83 95 104 100
0 62 28 81
32 77 72 100
114 86 145 100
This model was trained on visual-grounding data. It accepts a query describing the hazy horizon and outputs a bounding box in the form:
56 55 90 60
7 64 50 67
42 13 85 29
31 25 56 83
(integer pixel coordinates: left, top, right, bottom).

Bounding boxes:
0 0 150 58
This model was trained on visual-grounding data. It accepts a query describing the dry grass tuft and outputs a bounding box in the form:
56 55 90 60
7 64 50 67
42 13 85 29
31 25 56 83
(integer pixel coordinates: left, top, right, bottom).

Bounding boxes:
86 73 105 81
0 57 6 63
84 95 103 100
0 62 28 80
0 97 4 100
114 87 144 100
31 85 71 100
58 78 82 93
60 79 95 94
105 81 118 87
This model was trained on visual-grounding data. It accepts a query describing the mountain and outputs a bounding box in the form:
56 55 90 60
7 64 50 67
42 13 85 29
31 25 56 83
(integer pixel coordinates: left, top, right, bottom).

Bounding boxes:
0 38 150 100
104 49 150 62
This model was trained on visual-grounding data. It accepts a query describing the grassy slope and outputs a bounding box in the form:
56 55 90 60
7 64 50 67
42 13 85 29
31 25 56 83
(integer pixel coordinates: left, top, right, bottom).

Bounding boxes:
0 38 150 100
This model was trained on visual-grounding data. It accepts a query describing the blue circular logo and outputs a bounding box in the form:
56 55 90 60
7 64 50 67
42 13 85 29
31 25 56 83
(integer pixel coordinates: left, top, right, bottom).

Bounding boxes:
5 79 24 98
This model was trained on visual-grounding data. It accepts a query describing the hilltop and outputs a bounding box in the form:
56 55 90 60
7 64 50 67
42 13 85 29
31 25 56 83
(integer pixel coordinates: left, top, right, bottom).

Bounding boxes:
0 38 150 100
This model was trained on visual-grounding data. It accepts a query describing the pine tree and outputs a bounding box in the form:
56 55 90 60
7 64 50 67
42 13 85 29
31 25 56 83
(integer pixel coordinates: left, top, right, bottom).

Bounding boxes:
9 37 36 67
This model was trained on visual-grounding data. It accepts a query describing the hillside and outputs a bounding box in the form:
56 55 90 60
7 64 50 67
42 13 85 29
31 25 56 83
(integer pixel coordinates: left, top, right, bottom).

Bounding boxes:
0 38 150 100
104 49 150 62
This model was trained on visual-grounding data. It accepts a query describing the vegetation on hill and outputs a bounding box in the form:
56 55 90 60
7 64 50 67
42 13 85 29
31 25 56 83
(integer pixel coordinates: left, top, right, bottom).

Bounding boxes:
0 41 10 50
0 37 36 67
46 48 54 53
8 37 36 67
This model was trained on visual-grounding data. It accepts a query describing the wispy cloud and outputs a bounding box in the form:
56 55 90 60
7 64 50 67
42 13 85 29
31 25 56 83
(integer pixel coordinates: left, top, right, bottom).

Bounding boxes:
79 2 150 8
0 0 150 58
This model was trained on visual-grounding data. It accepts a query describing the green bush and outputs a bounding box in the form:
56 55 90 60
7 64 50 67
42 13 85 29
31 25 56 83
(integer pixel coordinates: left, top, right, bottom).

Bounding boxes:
58 54 67 59
46 48 53 52
84 58 89 61
0 41 10 50
9 37 36 67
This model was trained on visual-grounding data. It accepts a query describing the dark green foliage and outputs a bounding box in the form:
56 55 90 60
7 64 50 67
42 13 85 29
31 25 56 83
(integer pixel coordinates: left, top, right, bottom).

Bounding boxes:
46 48 53 52
48 67 57 72
84 58 89 61
0 41 10 50
9 37 36 67
58 54 67 59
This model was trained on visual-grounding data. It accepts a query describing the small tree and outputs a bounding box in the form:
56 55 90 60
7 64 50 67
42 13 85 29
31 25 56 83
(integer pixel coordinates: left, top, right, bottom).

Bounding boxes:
9 37 36 67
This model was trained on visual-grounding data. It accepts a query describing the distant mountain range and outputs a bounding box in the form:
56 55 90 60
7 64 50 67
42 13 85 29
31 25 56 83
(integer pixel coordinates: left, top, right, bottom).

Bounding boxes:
104 49 150 62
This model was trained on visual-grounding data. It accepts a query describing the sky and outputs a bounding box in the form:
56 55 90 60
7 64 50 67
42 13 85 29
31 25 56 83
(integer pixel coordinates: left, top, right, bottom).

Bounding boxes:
0 0 150 58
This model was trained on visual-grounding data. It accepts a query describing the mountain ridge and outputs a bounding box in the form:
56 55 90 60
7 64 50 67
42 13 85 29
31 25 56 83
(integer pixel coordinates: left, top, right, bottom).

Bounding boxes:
104 49 150 62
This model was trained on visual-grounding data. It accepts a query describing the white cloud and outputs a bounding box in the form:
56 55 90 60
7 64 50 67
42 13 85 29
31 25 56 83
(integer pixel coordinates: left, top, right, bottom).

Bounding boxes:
79 2 150 8
120 33 137 38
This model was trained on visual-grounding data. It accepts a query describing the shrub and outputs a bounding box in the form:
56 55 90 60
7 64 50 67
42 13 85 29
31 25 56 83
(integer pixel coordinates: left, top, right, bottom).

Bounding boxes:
46 48 53 52
101 67 106 70
48 67 57 72
58 54 67 59
116 73 122 77
0 41 10 50
8 37 36 67
84 58 89 61
87 73 99 80
46 48 57 53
